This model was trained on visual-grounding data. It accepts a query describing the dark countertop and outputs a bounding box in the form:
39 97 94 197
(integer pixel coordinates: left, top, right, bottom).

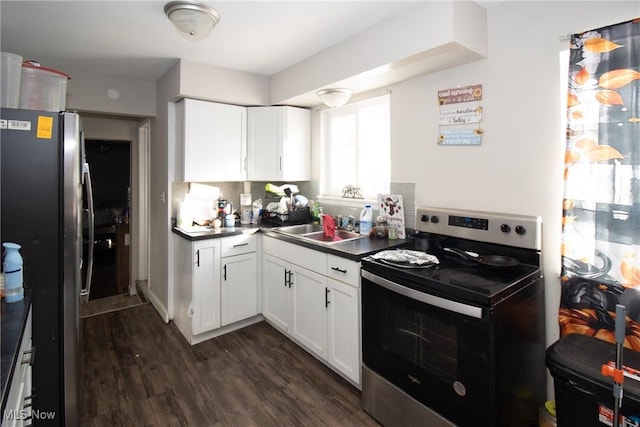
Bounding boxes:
1 289 32 412
261 229 408 261
173 223 408 261
172 224 262 241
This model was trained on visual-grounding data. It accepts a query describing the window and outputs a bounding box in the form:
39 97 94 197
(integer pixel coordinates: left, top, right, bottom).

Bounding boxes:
321 95 390 199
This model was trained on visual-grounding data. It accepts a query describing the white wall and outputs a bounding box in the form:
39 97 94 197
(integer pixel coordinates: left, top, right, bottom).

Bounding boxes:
82 115 139 141
178 59 269 106
387 1 638 396
147 62 180 321
65 66 156 117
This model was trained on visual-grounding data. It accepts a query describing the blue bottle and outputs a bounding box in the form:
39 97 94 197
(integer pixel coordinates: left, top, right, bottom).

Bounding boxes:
3 242 24 303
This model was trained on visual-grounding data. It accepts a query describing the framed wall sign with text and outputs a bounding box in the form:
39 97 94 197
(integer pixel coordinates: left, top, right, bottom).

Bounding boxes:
437 84 484 146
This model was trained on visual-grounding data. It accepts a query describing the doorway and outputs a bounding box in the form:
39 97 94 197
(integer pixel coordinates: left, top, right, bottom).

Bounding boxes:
84 139 131 300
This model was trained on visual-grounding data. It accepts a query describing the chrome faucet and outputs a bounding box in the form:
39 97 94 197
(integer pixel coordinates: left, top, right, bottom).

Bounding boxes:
345 215 355 231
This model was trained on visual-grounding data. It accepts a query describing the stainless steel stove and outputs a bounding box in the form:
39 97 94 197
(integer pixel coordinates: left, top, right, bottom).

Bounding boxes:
360 207 546 427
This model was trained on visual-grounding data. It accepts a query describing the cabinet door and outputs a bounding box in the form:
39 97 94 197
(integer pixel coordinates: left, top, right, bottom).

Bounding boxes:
290 265 327 359
262 253 290 332
247 106 310 181
327 278 360 384
179 99 247 182
281 106 311 181
221 252 257 326
192 240 221 335
247 106 281 180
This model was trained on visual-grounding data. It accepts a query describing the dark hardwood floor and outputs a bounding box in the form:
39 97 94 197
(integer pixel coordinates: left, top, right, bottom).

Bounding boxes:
81 304 380 426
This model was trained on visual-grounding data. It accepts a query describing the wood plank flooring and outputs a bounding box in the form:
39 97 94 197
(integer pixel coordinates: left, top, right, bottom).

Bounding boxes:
81 304 380 426
80 292 148 318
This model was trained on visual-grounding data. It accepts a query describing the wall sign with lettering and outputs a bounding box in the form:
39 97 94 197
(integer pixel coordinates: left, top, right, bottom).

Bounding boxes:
437 84 483 146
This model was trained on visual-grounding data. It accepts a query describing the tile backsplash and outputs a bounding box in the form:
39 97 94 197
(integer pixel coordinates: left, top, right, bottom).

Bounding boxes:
171 181 315 220
171 180 416 231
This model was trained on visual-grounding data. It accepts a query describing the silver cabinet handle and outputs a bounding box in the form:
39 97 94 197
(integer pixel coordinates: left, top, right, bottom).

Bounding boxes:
232 243 249 248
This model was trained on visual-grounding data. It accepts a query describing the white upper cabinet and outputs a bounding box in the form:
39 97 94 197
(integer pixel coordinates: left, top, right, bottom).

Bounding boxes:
175 98 247 182
247 106 311 181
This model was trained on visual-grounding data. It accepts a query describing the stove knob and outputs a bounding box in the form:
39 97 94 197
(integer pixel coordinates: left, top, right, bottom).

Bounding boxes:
430 215 439 224
421 214 429 222
515 225 526 235
500 224 511 233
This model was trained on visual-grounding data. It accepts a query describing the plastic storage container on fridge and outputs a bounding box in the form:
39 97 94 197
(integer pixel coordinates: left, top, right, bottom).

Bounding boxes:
546 333 640 426
19 62 70 111
1 52 23 108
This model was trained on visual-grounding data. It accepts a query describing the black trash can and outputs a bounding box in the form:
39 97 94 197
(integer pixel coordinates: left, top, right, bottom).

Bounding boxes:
546 333 640 426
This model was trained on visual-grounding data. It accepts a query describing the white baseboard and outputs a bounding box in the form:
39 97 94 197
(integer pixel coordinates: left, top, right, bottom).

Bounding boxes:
145 285 169 323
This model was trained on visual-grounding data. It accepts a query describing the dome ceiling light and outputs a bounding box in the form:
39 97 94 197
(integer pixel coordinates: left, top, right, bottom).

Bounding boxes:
164 1 220 41
317 88 353 108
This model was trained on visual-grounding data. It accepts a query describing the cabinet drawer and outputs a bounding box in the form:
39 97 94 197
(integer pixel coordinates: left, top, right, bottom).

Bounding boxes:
264 236 327 274
221 234 256 257
327 255 360 288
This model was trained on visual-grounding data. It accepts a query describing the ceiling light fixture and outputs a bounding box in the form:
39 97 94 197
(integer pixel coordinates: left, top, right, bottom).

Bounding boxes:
317 88 353 108
164 1 220 41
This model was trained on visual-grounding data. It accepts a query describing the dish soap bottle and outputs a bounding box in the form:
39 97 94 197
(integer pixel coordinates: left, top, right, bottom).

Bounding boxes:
360 204 373 235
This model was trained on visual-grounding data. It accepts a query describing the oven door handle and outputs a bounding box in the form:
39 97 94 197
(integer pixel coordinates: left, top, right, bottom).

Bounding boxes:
361 270 483 319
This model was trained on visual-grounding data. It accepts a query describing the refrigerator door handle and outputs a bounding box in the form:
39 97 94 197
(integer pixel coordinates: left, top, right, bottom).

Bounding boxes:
80 161 95 303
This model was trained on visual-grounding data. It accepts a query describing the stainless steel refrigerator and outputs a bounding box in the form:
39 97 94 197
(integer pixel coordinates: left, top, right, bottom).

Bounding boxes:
1 108 94 426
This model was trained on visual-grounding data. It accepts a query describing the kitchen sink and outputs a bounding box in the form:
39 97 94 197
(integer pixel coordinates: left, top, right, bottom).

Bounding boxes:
273 224 364 245
274 224 325 235
301 230 363 244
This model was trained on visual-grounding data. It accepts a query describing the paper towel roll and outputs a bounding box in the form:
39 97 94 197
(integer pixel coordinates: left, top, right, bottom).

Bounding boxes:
240 193 252 206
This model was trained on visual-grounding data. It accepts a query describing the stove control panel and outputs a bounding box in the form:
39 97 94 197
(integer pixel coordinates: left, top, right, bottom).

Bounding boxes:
416 207 542 250
448 215 489 230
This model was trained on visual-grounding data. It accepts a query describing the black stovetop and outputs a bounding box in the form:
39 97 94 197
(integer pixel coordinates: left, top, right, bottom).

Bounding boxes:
361 237 542 307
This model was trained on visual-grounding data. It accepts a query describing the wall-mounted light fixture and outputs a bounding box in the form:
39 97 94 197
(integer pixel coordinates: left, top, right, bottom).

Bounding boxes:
164 1 220 41
316 88 353 108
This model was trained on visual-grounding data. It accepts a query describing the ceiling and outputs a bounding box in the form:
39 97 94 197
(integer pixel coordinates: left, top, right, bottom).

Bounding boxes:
0 1 431 82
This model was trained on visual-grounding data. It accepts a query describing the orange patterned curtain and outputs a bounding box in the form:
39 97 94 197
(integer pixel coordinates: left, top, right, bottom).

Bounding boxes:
560 18 640 348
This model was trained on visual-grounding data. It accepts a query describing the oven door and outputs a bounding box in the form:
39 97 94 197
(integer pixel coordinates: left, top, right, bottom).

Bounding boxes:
361 269 494 426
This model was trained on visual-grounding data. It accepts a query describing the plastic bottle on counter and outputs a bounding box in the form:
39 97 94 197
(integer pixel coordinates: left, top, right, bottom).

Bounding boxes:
360 204 373 235
311 200 321 225
240 193 252 225
2 242 24 303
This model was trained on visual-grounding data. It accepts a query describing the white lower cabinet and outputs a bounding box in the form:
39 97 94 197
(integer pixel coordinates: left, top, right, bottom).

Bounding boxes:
263 253 291 332
262 236 361 386
290 265 327 359
221 252 258 326
174 233 258 345
174 237 221 341
327 277 360 385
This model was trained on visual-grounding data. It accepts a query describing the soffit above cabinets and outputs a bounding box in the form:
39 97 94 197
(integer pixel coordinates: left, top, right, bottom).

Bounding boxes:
270 1 488 107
